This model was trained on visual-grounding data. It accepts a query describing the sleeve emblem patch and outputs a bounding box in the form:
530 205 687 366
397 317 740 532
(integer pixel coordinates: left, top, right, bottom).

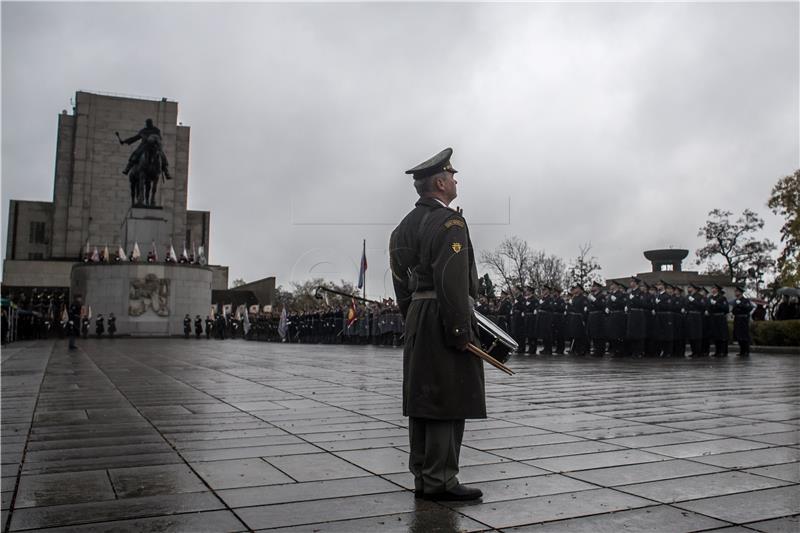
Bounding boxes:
451 242 463 253
444 219 465 229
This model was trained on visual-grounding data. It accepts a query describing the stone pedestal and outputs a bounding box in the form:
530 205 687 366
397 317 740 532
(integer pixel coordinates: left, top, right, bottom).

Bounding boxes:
71 263 212 336
120 207 173 254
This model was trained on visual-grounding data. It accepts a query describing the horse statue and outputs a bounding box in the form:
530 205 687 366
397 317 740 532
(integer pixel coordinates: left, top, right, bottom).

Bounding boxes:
130 135 165 207
116 121 171 207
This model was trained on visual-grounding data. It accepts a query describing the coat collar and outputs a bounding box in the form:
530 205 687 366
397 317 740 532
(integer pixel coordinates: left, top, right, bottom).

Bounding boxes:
415 196 449 210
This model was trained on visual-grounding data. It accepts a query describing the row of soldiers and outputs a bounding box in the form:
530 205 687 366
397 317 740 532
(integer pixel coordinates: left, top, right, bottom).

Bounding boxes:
183 314 250 340
247 303 405 345
478 278 754 358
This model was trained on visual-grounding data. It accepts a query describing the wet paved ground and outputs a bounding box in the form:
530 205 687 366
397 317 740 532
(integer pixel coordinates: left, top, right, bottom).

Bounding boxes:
1 339 798 532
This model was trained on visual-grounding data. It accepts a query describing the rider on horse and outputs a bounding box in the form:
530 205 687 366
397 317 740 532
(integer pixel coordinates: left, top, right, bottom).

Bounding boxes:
120 119 172 179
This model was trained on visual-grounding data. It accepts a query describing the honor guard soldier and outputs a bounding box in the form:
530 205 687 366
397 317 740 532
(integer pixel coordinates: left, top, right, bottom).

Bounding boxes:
566 284 589 356
587 281 606 356
536 286 554 355
523 286 537 355
626 277 647 357
496 290 512 332
654 280 674 357
194 315 203 339
605 280 627 356
731 286 754 356
183 314 191 338
107 313 116 338
389 147 485 502
707 285 729 356
685 285 705 357
552 289 567 355
511 286 526 353
95 313 105 338
698 287 712 356
671 284 687 357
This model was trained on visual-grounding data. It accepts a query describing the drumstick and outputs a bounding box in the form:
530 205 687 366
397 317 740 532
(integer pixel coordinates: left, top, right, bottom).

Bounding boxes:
466 343 515 376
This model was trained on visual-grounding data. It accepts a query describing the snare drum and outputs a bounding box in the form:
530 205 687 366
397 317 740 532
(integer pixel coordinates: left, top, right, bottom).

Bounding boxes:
475 309 518 364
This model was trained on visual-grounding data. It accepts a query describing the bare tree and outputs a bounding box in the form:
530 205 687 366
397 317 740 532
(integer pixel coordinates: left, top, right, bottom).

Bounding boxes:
231 278 246 288
696 209 776 285
525 250 568 293
480 236 531 292
567 243 603 288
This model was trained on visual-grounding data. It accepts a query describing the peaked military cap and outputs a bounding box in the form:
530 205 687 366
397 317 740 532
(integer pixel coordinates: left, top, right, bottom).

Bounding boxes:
631 276 642 283
713 284 724 291
591 281 604 288
405 147 458 179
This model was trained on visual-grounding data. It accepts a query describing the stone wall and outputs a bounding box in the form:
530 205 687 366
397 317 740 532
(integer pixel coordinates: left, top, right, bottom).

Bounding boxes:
3 260 74 288
71 263 212 336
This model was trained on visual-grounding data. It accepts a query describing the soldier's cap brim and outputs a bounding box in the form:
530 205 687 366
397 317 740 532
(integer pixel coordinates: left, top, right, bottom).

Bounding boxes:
405 147 457 178
631 276 641 283
734 285 745 292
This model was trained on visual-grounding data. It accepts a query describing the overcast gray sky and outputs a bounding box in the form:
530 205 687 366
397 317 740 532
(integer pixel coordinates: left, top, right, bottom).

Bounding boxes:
2 1 797 297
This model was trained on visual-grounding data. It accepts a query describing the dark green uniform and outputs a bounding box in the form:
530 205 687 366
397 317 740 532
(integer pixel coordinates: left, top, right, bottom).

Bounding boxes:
390 196 485 494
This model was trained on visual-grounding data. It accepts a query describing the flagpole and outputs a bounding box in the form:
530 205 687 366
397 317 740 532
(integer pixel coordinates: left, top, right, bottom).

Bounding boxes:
362 239 366 301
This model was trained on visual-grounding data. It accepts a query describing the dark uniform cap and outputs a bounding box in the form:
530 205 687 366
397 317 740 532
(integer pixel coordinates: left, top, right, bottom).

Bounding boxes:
713 284 724 291
405 147 458 179
631 276 642 283
689 284 701 290
735 285 745 292
591 281 604 289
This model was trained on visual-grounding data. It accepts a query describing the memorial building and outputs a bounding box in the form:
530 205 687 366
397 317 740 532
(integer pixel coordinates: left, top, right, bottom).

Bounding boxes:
3 91 230 334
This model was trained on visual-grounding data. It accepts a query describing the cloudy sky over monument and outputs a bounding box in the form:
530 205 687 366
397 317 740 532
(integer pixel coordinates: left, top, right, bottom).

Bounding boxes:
2 1 797 296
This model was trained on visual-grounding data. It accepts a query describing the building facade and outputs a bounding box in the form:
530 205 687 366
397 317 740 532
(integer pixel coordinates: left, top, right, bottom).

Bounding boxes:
3 91 228 294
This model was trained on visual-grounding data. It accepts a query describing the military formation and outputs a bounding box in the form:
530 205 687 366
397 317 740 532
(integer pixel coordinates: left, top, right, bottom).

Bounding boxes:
477 278 755 358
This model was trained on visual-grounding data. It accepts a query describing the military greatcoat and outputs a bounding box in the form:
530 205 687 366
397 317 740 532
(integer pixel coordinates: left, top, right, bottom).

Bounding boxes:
390 197 486 420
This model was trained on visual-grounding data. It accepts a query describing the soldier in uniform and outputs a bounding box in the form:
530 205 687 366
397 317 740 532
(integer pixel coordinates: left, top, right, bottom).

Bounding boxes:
626 277 646 357
586 281 606 356
511 286 526 354
205 316 214 339
604 280 627 356
731 286 754 356
523 286 537 355
707 285 729 357
684 285 705 358
566 284 589 356
552 289 567 355
194 315 203 339
654 280 673 357
671 284 687 357
107 313 116 338
699 287 712 356
95 313 105 338
496 290 512 333
536 286 554 355
183 314 191 338
389 147 484 502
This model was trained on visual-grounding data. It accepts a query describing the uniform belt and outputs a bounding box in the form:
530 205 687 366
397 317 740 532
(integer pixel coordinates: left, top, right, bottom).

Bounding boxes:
412 290 437 300
688 311 702 314
568 312 583 316
589 311 603 314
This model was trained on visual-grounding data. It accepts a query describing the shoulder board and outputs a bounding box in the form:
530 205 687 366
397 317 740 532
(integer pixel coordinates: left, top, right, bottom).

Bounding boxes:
444 218 465 229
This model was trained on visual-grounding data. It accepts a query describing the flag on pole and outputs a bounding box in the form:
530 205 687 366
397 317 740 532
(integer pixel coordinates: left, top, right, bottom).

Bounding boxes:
181 243 189 262
87 306 92 320
132 241 141 261
151 241 158 262
347 298 358 327
198 245 207 266
357 239 367 289
84 239 90 259
91 247 100 262
168 242 177 262
103 244 110 262
243 307 251 335
117 245 128 261
278 307 288 340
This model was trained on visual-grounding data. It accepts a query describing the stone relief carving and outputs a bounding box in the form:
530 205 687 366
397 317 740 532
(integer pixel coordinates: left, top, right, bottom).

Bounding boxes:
129 274 170 316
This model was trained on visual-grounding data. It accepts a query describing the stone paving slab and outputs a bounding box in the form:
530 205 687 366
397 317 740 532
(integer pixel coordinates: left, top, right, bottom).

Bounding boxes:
1 339 798 532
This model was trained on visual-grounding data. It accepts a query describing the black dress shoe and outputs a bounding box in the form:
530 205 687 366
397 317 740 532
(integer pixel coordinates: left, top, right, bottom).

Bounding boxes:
413 489 423 498
423 484 483 501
